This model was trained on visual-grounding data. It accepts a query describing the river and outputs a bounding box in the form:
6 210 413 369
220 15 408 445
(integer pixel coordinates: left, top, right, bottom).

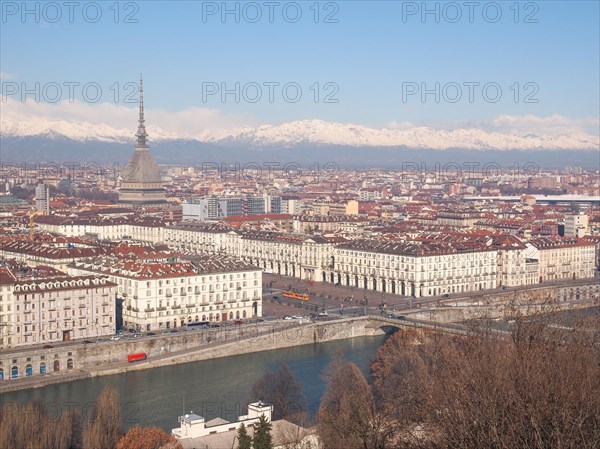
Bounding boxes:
0 335 388 431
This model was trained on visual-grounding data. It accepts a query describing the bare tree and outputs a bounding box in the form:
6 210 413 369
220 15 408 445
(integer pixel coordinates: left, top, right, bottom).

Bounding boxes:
0 399 83 449
83 386 122 449
370 313 600 449
251 364 307 424
318 360 395 449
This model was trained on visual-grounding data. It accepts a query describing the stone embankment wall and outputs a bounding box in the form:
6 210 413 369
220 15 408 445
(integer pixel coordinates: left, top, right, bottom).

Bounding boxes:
0 318 386 392
410 281 599 322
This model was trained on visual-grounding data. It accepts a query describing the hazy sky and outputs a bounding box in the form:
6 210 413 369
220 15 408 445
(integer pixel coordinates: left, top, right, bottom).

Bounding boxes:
1 1 599 133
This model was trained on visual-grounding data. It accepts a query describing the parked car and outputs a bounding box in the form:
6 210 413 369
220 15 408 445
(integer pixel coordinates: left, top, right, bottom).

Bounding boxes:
43 344 54 349
170 329 178 333
82 340 93 344
283 315 293 320
147 332 156 336
110 336 120 341
234 319 244 325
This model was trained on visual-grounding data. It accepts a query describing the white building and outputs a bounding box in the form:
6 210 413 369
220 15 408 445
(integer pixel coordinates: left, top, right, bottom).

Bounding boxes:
1 271 116 348
525 237 596 283
35 216 165 243
331 240 498 298
173 401 273 440
35 183 50 214
70 254 262 331
490 235 529 287
564 213 589 237
172 401 319 449
165 223 337 281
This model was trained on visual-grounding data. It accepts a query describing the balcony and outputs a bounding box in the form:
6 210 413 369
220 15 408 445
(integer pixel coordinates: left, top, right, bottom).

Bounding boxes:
157 306 166 312
172 305 181 310
144 308 156 313
79 304 86 308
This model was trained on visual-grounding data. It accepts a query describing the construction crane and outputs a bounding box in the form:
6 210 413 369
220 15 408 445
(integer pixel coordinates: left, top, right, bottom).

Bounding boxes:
28 208 46 240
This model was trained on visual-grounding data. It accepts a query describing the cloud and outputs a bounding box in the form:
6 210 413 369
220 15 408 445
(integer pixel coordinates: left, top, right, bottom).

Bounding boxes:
2 98 598 148
386 115 599 138
1 98 260 140
0 71 16 80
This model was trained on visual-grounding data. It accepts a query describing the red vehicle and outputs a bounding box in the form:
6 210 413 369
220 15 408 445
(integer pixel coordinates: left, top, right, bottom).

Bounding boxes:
127 352 147 363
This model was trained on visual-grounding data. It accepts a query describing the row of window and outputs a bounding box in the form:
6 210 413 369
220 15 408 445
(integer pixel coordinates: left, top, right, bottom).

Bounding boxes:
0 359 74 380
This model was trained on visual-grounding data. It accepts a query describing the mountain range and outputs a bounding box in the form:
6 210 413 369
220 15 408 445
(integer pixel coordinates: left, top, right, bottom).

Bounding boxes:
1 117 598 168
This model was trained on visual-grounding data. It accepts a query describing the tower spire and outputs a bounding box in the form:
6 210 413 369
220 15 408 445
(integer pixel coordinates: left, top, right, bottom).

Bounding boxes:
136 73 148 148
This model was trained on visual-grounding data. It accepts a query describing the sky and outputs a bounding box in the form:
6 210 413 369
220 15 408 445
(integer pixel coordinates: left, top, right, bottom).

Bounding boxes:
1 1 599 137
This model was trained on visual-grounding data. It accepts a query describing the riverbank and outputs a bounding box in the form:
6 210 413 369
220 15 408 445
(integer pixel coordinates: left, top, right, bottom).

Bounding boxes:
0 316 388 394
0 335 390 431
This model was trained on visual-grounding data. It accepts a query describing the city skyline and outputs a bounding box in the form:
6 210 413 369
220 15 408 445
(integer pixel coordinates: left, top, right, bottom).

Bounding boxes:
1 1 599 147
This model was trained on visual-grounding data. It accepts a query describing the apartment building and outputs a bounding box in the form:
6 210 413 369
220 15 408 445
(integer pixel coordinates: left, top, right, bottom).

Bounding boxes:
331 240 498 298
2 272 116 349
525 237 596 283
70 255 262 331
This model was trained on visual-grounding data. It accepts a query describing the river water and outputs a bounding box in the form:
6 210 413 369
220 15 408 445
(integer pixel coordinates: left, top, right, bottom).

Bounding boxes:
0 336 388 430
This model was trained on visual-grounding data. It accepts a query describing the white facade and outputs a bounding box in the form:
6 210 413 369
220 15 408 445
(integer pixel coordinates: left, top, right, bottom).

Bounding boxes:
35 183 49 214
165 223 336 281
70 256 262 331
35 218 164 243
6 275 116 348
564 213 589 237
525 238 596 283
173 402 272 440
331 241 497 298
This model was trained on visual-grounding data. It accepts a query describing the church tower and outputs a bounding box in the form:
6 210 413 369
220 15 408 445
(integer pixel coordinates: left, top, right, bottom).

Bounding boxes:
119 75 167 205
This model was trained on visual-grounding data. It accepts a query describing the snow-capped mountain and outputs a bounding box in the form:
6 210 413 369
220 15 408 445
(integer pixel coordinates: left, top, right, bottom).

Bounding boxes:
1 117 597 151
1 118 178 144
215 119 597 151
